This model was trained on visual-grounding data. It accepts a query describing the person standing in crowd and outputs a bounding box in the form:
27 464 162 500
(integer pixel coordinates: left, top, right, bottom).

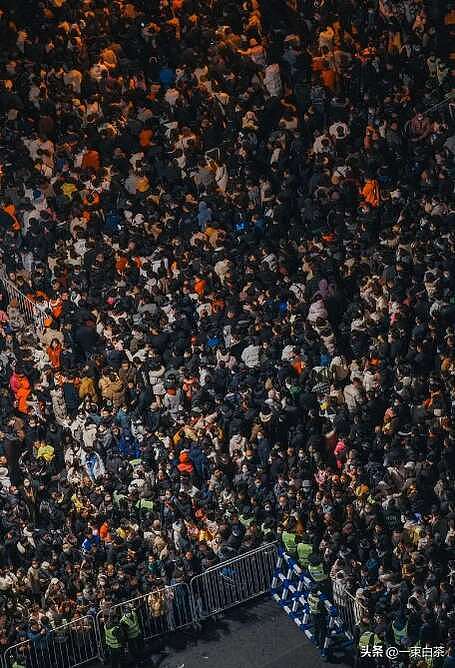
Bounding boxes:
120 603 146 667
104 613 127 668
308 582 327 651
0 0 451 664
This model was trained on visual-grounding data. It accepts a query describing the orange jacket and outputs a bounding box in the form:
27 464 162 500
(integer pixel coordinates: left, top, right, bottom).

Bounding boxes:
292 356 304 375
3 204 20 231
47 343 62 370
81 150 100 172
177 451 194 474
194 278 206 296
321 68 336 90
361 179 380 207
116 256 128 274
12 374 31 413
99 522 110 541
50 299 63 320
139 129 153 148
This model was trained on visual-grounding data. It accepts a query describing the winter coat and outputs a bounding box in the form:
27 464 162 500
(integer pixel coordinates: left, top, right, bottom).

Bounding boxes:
307 298 328 324
264 64 283 97
118 365 136 385
81 450 105 481
361 179 380 207
51 387 68 425
177 451 194 475
47 343 62 369
40 327 64 348
147 364 166 395
79 376 98 401
118 429 140 459
241 344 260 368
99 376 125 408
189 445 209 479
63 381 80 414
10 372 31 413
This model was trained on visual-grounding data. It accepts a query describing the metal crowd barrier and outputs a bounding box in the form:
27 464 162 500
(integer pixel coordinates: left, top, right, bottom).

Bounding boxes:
0 543 289 668
0 267 47 332
332 578 368 640
3 615 100 668
96 582 195 659
190 542 279 619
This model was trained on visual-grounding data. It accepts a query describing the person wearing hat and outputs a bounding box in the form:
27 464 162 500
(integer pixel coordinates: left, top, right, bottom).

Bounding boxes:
281 517 298 558
388 612 410 650
308 554 330 596
104 611 127 668
297 532 314 570
0 0 454 657
120 603 146 667
356 623 382 668
307 582 327 651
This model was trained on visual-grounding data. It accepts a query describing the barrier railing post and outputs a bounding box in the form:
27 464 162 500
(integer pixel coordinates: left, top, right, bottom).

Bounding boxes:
3 615 100 668
0 266 47 334
2 542 292 668
331 577 368 640
189 542 279 619
96 581 196 666
272 550 360 659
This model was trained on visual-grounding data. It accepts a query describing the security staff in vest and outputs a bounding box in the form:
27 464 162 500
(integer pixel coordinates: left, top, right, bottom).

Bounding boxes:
281 518 298 557
11 660 26 668
120 603 145 666
105 612 127 668
354 613 371 667
308 553 330 596
308 582 327 650
389 613 409 649
297 532 313 570
357 629 381 668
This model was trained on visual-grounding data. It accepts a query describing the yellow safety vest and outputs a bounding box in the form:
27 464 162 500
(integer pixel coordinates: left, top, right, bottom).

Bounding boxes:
105 625 122 649
308 593 321 614
282 531 297 556
359 631 379 649
297 542 313 567
308 563 327 582
392 620 408 645
121 611 141 639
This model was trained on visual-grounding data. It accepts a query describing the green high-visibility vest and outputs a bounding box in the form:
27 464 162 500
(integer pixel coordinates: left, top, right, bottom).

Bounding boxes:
297 542 313 567
130 459 142 467
359 631 375 649
308 563 327 582
308 592 321 614
105 625 122 648
12 661 26 668
239 514 254 527
136 499 154 511
121 611 141 639
392 620 408 645
113 491 128 508
282 531 297 556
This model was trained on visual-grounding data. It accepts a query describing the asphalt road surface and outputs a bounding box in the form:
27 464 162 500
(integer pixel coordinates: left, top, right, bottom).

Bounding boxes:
96 598 345 668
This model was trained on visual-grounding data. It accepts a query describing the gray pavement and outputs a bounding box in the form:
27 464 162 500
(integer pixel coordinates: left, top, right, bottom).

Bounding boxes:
96 598 345 668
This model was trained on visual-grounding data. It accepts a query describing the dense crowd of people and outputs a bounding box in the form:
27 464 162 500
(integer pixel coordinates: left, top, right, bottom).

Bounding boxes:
0 0 453 664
